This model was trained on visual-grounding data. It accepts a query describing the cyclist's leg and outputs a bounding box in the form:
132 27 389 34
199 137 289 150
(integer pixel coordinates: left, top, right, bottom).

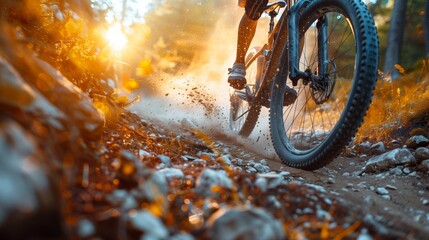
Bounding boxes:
228 0 268 90
235 14 257 65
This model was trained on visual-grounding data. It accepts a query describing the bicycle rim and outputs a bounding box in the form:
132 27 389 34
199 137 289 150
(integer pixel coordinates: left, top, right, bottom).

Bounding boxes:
270 0 378 169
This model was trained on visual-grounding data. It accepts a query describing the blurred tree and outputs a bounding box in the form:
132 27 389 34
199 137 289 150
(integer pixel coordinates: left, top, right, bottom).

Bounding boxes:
0 0 119 92
370 0 427 78
401 0 428 69
142 0 229 73
424 0 429 57
384 0 408 80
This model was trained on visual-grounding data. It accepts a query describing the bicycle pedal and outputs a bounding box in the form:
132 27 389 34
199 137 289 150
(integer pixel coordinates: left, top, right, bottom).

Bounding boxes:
229 82 246 90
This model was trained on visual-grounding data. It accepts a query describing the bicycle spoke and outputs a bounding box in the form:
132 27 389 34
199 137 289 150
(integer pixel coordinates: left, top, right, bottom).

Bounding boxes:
285 88 313 134
333 31 354 62
235 108 250 121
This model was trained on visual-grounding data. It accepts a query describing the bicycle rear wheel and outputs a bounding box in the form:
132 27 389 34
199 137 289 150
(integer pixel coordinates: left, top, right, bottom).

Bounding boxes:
270 0 378 169
230 47 264 137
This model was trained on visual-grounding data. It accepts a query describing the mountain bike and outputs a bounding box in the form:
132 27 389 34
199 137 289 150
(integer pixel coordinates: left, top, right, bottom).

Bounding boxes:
229 0 379 170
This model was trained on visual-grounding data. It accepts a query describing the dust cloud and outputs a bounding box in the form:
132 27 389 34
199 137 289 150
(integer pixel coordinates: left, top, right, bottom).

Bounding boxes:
131 2 277 159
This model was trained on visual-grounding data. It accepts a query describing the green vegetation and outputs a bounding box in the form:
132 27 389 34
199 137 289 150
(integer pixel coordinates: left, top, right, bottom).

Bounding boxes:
369 0 428 73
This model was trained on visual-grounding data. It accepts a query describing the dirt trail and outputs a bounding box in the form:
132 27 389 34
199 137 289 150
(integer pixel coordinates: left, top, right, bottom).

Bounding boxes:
131 72 429 237
207 131 429 237
133 87 429 237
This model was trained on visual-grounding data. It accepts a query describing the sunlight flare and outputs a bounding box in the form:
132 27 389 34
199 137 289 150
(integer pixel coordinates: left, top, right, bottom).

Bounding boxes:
105 24 127 52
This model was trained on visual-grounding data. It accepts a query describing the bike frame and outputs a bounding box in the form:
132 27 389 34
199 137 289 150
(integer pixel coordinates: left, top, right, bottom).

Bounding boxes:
247 0 329 104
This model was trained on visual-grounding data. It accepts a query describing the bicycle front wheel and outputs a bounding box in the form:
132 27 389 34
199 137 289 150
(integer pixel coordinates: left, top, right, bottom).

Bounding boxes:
270 0 378 169
230 47 264 137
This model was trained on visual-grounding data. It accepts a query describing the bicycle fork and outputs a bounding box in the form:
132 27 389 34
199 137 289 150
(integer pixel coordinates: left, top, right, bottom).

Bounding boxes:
285 0 329 86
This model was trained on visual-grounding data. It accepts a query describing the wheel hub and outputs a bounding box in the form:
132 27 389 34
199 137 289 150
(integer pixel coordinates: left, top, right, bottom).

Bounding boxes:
310 61 337 104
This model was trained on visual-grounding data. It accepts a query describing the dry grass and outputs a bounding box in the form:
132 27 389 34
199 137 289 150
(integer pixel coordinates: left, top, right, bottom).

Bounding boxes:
357 59 429 142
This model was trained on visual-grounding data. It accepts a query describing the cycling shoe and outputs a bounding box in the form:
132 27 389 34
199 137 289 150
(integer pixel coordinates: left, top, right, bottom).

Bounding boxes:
228 63 246 90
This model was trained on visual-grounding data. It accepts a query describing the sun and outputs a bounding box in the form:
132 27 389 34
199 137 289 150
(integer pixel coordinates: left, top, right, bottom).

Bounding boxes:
104 23 127 52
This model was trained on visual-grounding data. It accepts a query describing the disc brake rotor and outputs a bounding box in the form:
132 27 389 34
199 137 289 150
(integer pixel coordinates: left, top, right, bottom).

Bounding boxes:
311 61 337 104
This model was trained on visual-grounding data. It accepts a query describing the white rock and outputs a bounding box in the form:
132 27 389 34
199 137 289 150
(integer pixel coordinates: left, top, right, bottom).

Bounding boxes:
157 163 167 169
0 56 36 108
364 148 416 172
246 167 258 173
158 155 172 166
253 163 270 173
376 187 389 195
406 135 429 148
382 195 391 200
106 189 138 210
232 166 242 171
146 171 168 197
77 219 95 237
169 233 195 240
355 141 371 153
195 169 233 197
139 150 151 157
402 167 410 174
267 195 281 209
303 208 313 214
107 189 128 205
370 142 386 154
35 58 103 134
375 172 386 178
232 158 244 165
324 198 332 205
419 160 429 170
414 147 429 164
357 228 373 240
123 195 138 210
258 173 283 189
247 160 256 166
394 167 403 175
157 168 184 180
316 208 331 220
206 207 284 240
364 196 373 204
129 210 168 239
0 121 48 224
192 159 206 165
217 155 232 165
0 56 67 129
255 177 268 192
121 150 144 167
305 183 327 193
183 155 197 161
385 185 397 190
139 172 169 216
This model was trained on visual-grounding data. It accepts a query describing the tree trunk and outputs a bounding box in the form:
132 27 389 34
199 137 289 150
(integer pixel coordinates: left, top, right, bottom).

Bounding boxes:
424 0 429 57
121 0 128 27
384 0 408 81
